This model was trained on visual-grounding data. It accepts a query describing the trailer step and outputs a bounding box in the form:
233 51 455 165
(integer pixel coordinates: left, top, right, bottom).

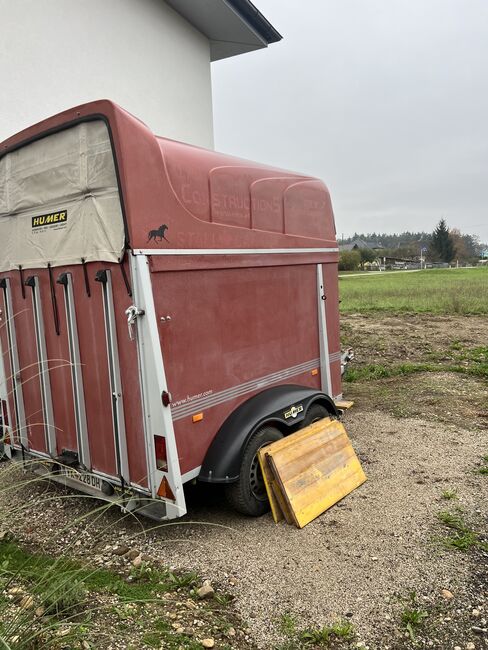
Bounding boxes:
258 418 366 528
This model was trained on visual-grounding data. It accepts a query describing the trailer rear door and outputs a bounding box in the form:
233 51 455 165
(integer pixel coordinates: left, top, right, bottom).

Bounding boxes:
0 121 148 489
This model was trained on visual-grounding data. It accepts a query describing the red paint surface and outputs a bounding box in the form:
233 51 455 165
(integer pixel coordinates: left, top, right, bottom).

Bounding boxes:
152 264 328 475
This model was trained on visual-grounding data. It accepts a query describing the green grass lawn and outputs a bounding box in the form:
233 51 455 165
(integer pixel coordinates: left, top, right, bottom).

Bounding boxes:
339 267 488 314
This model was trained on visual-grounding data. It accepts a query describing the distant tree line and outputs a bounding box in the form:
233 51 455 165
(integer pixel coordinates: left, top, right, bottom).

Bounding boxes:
340 221 483 266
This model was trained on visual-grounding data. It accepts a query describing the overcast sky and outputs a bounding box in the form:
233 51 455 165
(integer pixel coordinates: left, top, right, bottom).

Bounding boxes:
212 0 488 243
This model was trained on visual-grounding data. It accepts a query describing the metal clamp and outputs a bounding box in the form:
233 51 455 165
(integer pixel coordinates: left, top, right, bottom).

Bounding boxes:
125 305 145 341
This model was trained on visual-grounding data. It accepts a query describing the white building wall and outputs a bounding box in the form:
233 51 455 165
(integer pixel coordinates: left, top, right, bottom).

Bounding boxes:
0 0 214 148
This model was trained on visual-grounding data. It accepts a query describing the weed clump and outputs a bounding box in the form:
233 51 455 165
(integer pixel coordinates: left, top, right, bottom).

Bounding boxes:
476 455 488 475
441 489 457 500
300 619 355 646
437 510 487 552
277 613 355 649
400 592 429 643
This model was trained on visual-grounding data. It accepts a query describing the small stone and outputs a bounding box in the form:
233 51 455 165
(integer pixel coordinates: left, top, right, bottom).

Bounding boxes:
176 627 185 634
466 643 475 650
441 589 454 600
35 606 45 617
20 595 34 609
227 627 236 637
75 540 82 546
472 609 481 618
8 587 24 603
127 549 140 561
454 647 461 650
82 642 91 650
472 627 486 635
197 584 214 600
169 612 178 619
8 587 24 594
371 556 378 561
132 554 143 568
113 545 130 556
201 640 215 649
56 628 71 637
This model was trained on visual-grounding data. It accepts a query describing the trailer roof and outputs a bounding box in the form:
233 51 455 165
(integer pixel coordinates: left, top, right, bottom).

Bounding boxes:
0 100 338 258
165 0 282 60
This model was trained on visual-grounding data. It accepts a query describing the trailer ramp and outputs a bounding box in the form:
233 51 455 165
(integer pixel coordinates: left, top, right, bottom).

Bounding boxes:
258 418 366 528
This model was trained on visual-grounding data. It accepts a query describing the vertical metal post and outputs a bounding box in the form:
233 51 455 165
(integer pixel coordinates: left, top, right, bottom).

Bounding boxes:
26 276 56 456
129 253 186 518
57 273 91 468
317 264 332 396
95 270 130 484
0 278 27 448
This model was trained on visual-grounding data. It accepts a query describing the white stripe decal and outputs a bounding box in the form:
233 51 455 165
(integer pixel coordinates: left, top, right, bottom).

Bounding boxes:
172 359 318 418
134 247 339 256
173 362 319 419
172 357 325 421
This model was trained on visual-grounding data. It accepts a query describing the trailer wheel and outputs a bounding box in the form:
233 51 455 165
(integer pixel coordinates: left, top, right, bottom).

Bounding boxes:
225 426 283 517
303 403 330 426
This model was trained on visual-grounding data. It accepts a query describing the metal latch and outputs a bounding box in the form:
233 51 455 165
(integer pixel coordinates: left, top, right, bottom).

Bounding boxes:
125 305 145 341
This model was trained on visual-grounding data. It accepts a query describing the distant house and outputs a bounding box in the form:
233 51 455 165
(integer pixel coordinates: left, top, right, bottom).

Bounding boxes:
339 238 383 252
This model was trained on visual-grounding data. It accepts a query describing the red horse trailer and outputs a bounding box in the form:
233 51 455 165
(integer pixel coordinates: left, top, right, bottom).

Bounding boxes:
0 100 341 520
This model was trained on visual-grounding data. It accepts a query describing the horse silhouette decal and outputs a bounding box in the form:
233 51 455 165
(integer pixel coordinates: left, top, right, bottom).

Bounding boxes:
147 224 170 244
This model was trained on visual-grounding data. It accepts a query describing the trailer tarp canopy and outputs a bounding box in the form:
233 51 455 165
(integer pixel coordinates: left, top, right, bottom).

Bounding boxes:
0 120 125 272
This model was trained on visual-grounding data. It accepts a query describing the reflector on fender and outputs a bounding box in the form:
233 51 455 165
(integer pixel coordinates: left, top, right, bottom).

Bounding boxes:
311 369 319 376
192 413 204 423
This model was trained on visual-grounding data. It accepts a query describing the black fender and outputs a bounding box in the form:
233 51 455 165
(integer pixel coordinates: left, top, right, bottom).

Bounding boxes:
198 384 337 483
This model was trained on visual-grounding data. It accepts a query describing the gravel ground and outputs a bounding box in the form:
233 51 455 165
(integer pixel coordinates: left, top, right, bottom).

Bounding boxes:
1 407 486 649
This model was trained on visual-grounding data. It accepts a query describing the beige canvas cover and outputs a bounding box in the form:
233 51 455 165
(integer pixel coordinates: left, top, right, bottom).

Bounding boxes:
0 120 125 272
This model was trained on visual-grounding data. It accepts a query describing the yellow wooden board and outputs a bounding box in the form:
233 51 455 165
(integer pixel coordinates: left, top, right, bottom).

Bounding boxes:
258 419 331 524
262 418 366 528
258 448 294 525
258 449 284 523
334 399 354 409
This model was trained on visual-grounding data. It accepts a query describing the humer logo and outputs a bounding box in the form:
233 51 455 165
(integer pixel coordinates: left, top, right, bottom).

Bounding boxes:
32 210 68 229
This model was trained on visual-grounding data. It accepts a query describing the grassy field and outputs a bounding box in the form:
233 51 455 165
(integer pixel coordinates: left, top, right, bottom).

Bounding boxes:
339 267 488 314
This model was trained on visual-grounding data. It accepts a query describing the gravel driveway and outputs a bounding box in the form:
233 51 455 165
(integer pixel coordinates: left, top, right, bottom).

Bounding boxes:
2 407 486 649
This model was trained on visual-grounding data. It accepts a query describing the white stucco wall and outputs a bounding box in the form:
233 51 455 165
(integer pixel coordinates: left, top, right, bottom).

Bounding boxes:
0 0 214 148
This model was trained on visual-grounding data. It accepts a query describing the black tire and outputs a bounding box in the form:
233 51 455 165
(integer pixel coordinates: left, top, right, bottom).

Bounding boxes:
303 403 330 427
225 425 283 517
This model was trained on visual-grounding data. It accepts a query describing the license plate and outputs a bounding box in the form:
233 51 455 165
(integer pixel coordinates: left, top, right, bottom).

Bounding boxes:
62 467 104 492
